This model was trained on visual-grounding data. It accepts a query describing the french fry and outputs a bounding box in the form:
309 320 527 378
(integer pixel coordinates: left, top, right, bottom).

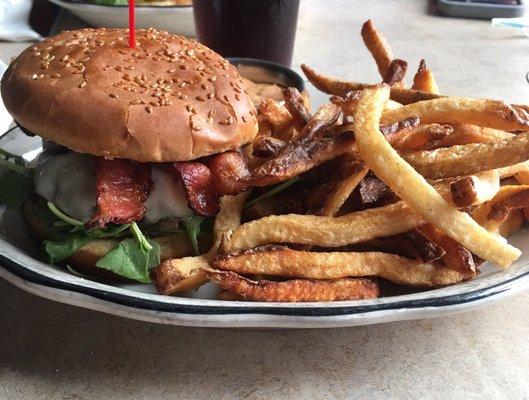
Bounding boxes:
392 124 453 151
361 19 395 78
251 135 286 158
382 59 408 86
211 246 472 287
412 59 439 94
206 269 380 302
382 98 529 132
226 201 424 252
440 123 514 146
152 192 250 294
283 87 311 132
499 209 524 237
301 63 440 104
316 158 369 216
420 224 476 274
449 170 500 208
403 131 529 179
353 84 520 267
258 98 294 141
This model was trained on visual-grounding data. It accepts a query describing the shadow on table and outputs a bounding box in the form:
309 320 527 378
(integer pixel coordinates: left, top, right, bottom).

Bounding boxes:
0 279 526 399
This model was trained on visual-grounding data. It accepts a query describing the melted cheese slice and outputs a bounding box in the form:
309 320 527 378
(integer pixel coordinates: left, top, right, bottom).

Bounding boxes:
35 150 193 224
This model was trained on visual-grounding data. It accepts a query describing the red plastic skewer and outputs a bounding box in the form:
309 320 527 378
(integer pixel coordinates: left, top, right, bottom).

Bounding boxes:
128 0 135 48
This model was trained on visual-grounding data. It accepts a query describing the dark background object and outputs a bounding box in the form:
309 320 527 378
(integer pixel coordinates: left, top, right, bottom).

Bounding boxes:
29 0 60 36
437 0 526 19
192 0 300 66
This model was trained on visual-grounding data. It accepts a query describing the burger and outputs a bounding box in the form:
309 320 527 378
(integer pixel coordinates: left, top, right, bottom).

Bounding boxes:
0 28 258 282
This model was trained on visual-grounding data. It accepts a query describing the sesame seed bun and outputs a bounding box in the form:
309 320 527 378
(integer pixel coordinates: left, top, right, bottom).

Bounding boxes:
1 28 258 162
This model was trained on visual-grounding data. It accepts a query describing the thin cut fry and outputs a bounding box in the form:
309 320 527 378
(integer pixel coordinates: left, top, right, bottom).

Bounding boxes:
258 98 294 140
392 124 453 151
226 201 424 252
499 209 524 237
402 131 529 179
411 59 439 94
361 19 394 78
382 97 529 132
283 87 311 132
211 246 472 287
449 170 500 208
440 123 514 147
207 269 380 302
353 84 520 267
317 158 369 216
152 192 249 294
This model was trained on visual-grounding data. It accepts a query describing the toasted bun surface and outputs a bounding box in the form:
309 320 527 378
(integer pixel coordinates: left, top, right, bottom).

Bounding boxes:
2 28 258 162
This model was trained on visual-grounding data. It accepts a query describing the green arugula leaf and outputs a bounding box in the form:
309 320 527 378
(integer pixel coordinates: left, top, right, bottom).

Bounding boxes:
44 234 92 263
244 176 300 208
183 215 205 256
95 238 160 283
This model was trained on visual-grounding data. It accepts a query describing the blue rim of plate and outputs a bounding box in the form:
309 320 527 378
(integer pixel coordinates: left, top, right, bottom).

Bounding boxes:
1 247 529 317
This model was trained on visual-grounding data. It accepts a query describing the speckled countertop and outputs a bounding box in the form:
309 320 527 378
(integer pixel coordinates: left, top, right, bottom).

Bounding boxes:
1 1 529 399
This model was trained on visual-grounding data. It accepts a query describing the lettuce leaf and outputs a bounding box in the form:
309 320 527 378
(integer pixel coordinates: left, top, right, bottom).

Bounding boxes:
44 234 92 263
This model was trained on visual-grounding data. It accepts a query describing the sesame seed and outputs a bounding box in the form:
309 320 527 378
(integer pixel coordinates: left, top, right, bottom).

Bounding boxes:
207 93 214 99
37 74 44 79
242 116 248 122
208 110 217 117
51 73 61 78
62 55 69 61
196 95 205 102
179 65 188 70
109 93 118 98
186 104 192 111
150 101 159 106
146 106 153 113
31 74 38 80
235 93 241 101
193 126 203 131
223 95 229 102
118 50 127 55
208 76 217 82
79 81 87 88
227 116 233 124
167 68 176 73
201 83 208 90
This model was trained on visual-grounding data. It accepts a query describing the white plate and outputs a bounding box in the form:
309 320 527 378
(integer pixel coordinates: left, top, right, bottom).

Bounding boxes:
1 129 529 328
46 0 195 37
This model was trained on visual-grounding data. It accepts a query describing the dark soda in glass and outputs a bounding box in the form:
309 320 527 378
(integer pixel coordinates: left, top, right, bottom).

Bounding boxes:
192 0 300 66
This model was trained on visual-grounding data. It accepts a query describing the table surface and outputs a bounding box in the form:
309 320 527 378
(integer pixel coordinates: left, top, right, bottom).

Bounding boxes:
1 1 529 399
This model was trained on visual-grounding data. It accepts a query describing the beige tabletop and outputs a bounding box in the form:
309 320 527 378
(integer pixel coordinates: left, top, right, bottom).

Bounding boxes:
1 1 529 399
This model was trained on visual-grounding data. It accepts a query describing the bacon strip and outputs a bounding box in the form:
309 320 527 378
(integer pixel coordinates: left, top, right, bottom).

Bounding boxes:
168 151 250 217
88 159 152 228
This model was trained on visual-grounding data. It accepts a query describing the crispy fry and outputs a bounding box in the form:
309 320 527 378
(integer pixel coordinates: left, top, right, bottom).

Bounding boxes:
412 59 439 94
499 209 524 237
489 189 529 223
383 59 408 86
258 98 294 141
471 185 529 233
402 131 529 179
226 201 424 252
252 136 286 158
211 246 471 287
207 269 379 302
357 175 396 208
152 192 250 294
301 63 440 104
245 104 344 187
353 84 520 267
420 224 476 274
392 124 453 151
449 170 500 208
283 87 311 132
361 19 394 78
382 98 529 132
433 123 514 148
316 157 369 216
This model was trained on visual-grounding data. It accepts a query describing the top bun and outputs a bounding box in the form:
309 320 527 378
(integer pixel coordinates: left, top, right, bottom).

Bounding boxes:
1 28 258 162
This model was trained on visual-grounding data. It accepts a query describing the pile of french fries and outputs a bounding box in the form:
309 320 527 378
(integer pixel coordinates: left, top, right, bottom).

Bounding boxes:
152 20 529 302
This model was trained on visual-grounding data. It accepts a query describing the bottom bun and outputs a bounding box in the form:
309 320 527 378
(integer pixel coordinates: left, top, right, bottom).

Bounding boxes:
22 196 208 280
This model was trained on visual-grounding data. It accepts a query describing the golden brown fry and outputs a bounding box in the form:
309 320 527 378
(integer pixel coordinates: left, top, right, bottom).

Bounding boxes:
412 59 440 94
449 170 500 208
152 192 250 295
301 63 440 104
392 124 453 151
211 246 472 287
403 131 529 179
383 59 408 86
499 209 524 237
207 269 380 302
435 123 514 147
353 84 520 267
317 158 369 216
226 201 424 252
382 98 529 131
283 87 311 131
472 185 529 233
251 135 286 158
361 19 395 78
420 224 476 274
258 98 294 140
